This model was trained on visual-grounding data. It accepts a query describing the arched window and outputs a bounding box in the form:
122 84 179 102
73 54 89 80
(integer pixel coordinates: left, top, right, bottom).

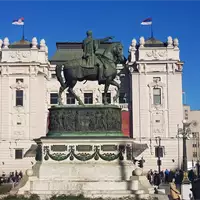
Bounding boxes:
153 88 161 105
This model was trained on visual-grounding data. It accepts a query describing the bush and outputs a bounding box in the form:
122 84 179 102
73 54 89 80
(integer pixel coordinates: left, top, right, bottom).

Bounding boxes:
50 194 87 200
0 184 12 194
1 194 113 200
2 195 28 200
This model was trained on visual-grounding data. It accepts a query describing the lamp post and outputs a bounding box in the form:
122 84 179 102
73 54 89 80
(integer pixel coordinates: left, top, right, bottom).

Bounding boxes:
155 136 163 174
177 120 193 183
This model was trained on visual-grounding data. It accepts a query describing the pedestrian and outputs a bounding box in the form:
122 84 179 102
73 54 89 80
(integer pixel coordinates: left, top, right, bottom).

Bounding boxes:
153 171 161 188
190 178 200 200
170 179 181 200
175 170 183 192
165 169 169 183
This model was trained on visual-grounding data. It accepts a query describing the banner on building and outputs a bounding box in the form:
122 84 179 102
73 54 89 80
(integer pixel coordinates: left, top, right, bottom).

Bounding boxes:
121 111 130 136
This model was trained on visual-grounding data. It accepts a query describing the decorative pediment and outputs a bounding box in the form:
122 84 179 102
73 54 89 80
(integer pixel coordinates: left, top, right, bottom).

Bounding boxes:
148 80 165 88
10 80 28 90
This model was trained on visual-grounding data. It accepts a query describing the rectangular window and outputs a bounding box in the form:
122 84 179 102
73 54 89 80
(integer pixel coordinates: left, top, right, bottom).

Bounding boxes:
50 93 58 104
66 93 75 104
102 93 111 104
119 92 127 103
193 144 197 148
51 74 56 79
15 149 23 159
153 77 161 82
192 132 197 138
84 93 93 104
16 78 23 83
16 90 23 106
153 88 161 105
193 152 197 158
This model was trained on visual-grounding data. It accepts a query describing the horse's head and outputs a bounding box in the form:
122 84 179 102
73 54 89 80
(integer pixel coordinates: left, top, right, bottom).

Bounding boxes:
111 43 126 64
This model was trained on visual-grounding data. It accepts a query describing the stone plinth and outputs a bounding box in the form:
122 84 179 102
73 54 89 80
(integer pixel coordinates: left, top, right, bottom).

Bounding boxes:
17 137 137 197
47 105 123 137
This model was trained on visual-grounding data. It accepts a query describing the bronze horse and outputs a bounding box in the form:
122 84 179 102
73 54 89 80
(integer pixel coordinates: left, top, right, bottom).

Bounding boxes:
55 43 125 105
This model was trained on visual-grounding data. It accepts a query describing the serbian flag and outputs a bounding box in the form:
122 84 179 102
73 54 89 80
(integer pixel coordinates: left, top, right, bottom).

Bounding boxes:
141 17 152 25
12 17 24 25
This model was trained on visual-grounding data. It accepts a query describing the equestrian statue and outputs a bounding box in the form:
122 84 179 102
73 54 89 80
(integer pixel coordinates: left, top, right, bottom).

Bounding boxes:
55 30 126 105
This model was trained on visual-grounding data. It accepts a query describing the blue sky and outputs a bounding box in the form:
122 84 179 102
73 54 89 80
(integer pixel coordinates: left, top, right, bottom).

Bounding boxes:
1 1 200 110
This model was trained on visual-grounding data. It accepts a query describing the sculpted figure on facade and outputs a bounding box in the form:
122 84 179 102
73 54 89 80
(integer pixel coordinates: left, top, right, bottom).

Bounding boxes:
139 37 145 47
173 38 179 48
167 36 173 47
32 37 38 49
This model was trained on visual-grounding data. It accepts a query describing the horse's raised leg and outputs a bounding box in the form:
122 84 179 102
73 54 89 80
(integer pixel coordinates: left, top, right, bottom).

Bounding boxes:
109 80 120 103
103 80 110 105
58 85 67 105
68 80 84 106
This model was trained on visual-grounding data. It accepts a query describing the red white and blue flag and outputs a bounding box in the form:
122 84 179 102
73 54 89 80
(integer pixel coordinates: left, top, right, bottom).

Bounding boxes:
12 17 24 25
141 17 152 25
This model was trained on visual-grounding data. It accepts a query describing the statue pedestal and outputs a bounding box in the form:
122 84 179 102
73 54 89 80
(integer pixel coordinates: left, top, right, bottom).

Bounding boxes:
15 105 149 198
17 137 136 197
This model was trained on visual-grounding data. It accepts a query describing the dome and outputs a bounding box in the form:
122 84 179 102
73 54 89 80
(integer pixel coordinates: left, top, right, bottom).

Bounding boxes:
9 39 31 48
144 37 167 47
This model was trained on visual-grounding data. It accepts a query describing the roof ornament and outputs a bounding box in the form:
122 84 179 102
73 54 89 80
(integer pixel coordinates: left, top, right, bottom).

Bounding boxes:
0 39 3 50
174 38 179 48
3 37 9 49
129 39 137 52
167 36 173 47
139 37 145 47
31 37 38 49
40 39 46 51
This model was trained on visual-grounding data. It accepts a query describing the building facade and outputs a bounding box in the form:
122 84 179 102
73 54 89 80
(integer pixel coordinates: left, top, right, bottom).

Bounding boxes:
0 35 186 174
183 105 200 168
0 37 50 173
127 36 184 171
0 38 130 174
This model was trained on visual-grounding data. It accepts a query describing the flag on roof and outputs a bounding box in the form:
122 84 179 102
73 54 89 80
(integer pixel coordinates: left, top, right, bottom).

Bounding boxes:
141 17 152 25
12 17 24 25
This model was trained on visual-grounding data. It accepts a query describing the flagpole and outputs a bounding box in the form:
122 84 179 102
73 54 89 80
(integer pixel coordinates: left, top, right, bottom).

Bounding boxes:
151 22 153 38
22 24 25 40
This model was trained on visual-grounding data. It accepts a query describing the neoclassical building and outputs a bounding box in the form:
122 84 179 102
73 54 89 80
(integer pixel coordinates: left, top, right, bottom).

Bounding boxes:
0 35 185 173
0 37 130 173
127 36 184 170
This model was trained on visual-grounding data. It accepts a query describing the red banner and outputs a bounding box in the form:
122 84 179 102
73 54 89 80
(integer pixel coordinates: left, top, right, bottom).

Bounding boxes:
121 111 130 136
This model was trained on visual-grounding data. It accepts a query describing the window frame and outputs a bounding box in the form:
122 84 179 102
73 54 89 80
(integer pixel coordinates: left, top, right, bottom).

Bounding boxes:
153 77 161 83
102 93 111 104
50 93 58 105
16 78 24 83
16 90 24 106
66 93 75 104
119 92 127 103
84 93 93 104
15 149 23 160
153 88 161 105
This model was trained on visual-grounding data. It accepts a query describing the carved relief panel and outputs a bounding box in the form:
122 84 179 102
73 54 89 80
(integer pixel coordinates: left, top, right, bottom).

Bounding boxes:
151 111 165 137
9 51 31 62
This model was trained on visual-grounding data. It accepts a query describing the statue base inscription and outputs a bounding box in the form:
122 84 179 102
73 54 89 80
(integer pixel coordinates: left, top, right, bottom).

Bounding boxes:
47 105 123 137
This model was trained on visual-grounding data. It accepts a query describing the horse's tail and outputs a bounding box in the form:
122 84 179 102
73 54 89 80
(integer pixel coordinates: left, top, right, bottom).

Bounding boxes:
56 64 65 88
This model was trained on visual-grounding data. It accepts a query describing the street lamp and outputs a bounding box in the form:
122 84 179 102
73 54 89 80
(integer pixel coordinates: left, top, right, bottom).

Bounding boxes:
177 120 193 183
155 136 164 174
